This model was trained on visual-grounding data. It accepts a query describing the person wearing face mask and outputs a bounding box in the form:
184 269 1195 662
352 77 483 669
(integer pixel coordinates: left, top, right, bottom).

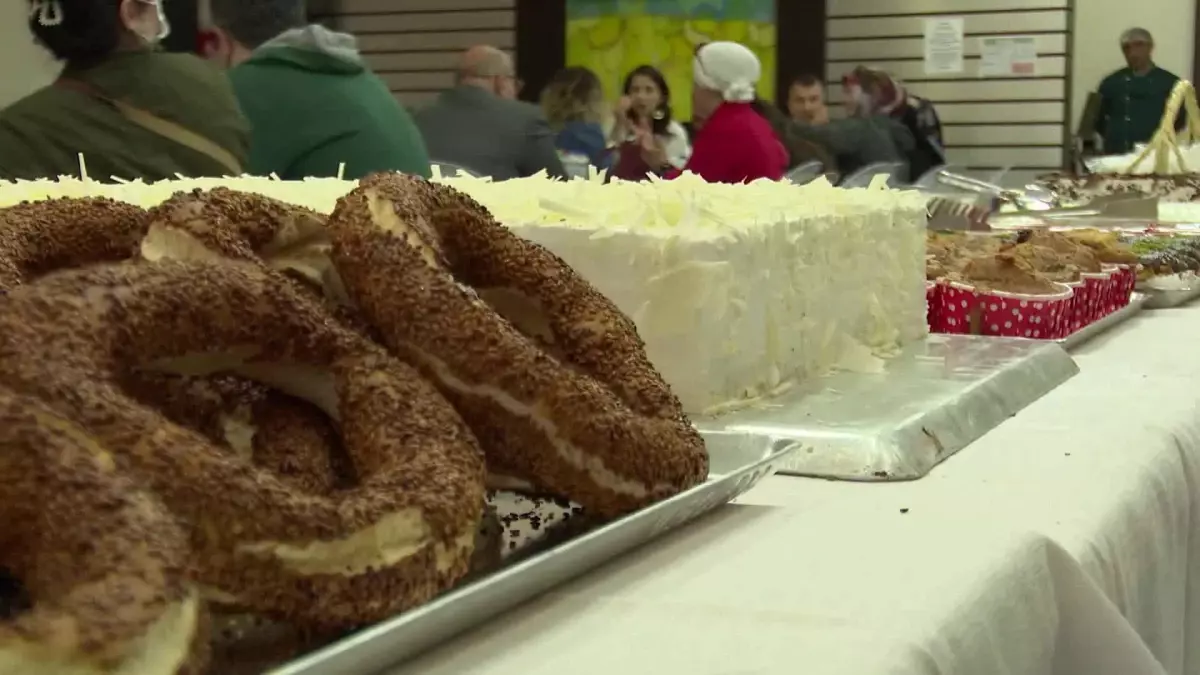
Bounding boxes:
414 45 566 180
0 0 248 180
638 41 786 183
199 0 430 180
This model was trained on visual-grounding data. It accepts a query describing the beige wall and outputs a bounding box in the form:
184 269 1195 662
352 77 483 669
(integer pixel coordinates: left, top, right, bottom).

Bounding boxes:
826 0 1072 173
0 1 61 109
826 0 1200 173
315 0 516 108
1071 0 1196 130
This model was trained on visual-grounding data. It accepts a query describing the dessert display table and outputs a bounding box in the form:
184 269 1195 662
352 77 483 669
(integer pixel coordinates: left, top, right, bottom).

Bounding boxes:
387 307 1200 675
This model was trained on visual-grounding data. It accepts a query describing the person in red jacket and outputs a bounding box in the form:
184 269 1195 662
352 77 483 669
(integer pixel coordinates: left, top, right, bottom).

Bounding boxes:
635 41 786 183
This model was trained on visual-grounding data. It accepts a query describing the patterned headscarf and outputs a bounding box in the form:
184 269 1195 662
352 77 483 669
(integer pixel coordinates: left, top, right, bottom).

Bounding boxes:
842 66 906 117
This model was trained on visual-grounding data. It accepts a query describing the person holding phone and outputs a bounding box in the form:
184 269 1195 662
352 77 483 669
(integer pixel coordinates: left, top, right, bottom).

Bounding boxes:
609 65 691 181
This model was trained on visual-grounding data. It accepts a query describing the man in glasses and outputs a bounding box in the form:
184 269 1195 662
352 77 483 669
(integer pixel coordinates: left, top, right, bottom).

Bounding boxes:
200 0 431 179
414 45 566 180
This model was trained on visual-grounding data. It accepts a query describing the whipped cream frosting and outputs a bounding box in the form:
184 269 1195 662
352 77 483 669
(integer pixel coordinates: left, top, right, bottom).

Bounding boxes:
0 172 929 414
437 173 929 413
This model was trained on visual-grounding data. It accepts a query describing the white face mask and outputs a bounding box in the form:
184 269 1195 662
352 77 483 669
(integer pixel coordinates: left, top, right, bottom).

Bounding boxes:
131 0 171 44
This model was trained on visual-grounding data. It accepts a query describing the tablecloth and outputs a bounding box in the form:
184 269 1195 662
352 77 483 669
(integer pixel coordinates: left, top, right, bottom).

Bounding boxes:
388 306 1200 675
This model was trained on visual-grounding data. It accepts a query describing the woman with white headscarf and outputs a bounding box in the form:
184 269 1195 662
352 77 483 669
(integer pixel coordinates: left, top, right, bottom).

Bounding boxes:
635 41 786 183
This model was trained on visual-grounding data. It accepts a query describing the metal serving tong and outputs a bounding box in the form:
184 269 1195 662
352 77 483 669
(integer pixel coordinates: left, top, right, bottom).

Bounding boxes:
931 169 1157 225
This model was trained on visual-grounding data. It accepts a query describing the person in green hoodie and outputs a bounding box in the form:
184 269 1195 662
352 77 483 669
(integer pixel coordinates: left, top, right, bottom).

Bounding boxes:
0 0 249 181
200 0 430 180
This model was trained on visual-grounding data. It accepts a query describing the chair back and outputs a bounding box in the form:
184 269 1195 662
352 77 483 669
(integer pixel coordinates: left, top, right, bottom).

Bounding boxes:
839 162 906 188
785 161 824 184
430 161 479 179
558 151 591 180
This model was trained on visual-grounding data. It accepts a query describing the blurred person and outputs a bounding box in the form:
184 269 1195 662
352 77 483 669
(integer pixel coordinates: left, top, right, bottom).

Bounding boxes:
415 46 566 180
750 97 837 174
786 74 829 125
843 66 944 178
609 65 691 180
540 66 612 177
0 0 248 180
638 41 785 183
1095 28 1179 154
200 0 430 179
788 108 913 181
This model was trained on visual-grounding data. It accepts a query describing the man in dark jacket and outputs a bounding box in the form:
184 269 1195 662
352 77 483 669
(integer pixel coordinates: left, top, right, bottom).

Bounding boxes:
200 0 430 179
789 115 915 182
1096 28 1180 154
414 46 566 180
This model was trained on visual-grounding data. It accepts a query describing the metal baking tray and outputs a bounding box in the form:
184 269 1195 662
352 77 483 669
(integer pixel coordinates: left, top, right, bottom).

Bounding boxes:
266 438 796 675
1139 283 1200 308
693 335 1077 482
1059 292 1147 348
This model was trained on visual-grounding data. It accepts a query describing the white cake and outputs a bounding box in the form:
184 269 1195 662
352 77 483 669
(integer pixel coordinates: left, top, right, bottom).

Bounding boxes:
438 174 929 413
0 172 928 415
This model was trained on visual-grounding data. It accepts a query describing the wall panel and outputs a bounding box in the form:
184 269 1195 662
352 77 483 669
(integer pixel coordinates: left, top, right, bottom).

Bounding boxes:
312 0 517 108
826 0 1072 172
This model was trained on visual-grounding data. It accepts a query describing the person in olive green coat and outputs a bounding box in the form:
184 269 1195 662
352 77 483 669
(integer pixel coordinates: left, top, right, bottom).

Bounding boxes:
1096 28 1180 155
201 0 430 180
0 0 250 181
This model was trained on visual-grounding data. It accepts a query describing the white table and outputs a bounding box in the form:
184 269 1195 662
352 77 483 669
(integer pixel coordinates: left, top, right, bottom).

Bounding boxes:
392 307 1200 675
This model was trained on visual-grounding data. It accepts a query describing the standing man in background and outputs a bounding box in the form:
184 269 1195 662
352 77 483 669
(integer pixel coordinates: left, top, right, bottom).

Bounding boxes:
1095 28 1179 154
199 0 431 179
785 74 829 126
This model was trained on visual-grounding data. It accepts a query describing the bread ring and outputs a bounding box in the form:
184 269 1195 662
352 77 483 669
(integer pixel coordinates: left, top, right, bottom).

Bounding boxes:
0 387 205 675
0 191 348 497
0 197 148 291
122 372 351 494
0 259 486 628
327 173 708 516
140 187 332 291
140 187 378 338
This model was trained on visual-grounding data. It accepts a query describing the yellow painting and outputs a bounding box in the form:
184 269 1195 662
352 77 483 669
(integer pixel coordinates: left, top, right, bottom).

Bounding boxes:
565 0 776 122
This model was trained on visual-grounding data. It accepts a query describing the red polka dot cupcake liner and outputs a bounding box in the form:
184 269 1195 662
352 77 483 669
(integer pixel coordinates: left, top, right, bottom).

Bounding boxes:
926 281 940 330
1079 270 1114 324
1105 264 1137 314
935 281 1075 339
1064 280 1090 335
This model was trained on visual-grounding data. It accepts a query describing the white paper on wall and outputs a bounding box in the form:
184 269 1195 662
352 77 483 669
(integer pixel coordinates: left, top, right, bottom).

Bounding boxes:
923 17 965 75
979 36 1038 77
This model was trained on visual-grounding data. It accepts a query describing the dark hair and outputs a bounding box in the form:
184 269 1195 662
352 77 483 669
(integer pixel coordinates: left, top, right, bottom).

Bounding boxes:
789 74 824 89
29 0 124 65
622 65 674 129
209 0 307 49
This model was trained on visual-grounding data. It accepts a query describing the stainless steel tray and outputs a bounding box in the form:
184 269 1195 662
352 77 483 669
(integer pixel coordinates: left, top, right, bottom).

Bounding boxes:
267 439 796 675
693 335 1077 481
1140 284 1200 308
1059 292 1147 348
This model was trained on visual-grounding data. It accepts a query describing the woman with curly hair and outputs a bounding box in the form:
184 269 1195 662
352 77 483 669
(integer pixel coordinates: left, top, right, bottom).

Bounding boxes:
540 66 613 177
